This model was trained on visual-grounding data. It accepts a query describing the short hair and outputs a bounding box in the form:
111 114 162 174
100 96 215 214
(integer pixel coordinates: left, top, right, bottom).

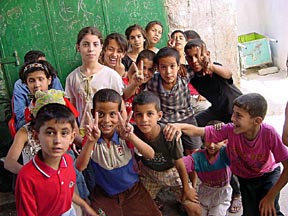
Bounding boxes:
102 32 128 53
19 60 56 84
125 24 149 49
24 50 46 63
145 20 163 32
32 103 75 132
132 91 161 112
136 49 156 64
154 47 180 66
233 93 267 118
183 30 201 41
184 38 205 53
170 30 186 40
92 89 122 114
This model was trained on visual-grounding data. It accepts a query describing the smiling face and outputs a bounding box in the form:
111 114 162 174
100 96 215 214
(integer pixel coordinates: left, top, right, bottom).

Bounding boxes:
139 58 155 83
157 56 179 88
185 47 206 72
128 29 145 50
103 39 126 68
26 70 51 94
205 139 227 157
94 101 119 140
77 34 102 63
36 119 75 160
146 24 163 46
133 103 162 138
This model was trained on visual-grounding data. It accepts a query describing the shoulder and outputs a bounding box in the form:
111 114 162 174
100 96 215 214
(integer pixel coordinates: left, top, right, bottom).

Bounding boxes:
66 67 80 79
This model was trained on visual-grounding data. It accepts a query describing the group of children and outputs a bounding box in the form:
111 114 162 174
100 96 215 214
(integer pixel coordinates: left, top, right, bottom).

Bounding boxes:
4 21 288 216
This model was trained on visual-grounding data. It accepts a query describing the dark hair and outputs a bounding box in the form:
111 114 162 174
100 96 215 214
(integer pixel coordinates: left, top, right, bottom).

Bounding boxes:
145 20 163 32
76 26 103 45
19 60 56 84
32 103 75 132
132 91 161 112
24 50 46 63
206 120 223 126
184 38 205 53
154 47 180 66
170 30 186 40
183 30 201 41
136 49 156 64
125 24 149 49
102 32 128 53
92 89 122 115
233 93 267 118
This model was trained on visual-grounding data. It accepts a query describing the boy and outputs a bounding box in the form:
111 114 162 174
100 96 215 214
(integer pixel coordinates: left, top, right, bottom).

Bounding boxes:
15 103 96 216
183 121 232 216
146 47 202 156
76 89 161 216
184 38 242 127
167 93 288 216
132 91 201 216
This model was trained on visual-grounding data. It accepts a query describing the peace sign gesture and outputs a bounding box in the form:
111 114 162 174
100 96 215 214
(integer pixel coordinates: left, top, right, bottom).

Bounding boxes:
117 111 134 139
114 54 126 77
85 112 101 142
128 61 145 86
197 44 212 76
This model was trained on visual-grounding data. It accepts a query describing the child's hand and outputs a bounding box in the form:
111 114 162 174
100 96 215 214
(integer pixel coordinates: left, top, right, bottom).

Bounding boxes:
117 111 133 139
259 193 276 216
82 204 98 216
163 123 182 142
132 61 145 85
167 34 175 47
182 187 200 204
114 54 126 77
197 44 212 75
214 122 224 131
86 112 101 143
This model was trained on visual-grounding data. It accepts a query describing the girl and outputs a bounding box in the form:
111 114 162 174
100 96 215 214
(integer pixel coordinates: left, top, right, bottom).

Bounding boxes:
65 26 124 122
145 21 163 53
168 30 187 64
123 24 148 64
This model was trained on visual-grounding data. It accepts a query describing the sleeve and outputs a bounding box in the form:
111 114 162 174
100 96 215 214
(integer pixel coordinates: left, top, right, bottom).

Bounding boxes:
51 76 64 91
15 171 37 216
169 137 184 160
182 155 194 173
64 74 74 100
204 124 229 143
64 97 79 118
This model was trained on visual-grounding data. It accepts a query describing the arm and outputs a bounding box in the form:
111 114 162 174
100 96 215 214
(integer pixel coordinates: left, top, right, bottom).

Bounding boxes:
4 127 28 174
208 63 232 79
72 192 97 216
282 102 288 146
163 123 205 141
259 159 288 216
174 158 199 203
126 133 154 159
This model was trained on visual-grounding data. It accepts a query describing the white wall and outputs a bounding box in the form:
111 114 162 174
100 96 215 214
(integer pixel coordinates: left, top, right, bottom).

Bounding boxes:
232 0 288 71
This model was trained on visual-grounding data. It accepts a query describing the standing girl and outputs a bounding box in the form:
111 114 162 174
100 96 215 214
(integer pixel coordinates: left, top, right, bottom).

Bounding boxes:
145 21 163 53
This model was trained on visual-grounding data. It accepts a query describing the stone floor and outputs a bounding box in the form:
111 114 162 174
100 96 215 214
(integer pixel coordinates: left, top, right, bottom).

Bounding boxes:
0 68 288 216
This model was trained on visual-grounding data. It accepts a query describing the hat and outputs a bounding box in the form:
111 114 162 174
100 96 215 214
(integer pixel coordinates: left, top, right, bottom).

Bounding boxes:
31 89 66 117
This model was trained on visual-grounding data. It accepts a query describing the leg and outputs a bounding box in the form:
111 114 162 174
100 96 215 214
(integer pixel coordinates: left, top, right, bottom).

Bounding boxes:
229 174 242 213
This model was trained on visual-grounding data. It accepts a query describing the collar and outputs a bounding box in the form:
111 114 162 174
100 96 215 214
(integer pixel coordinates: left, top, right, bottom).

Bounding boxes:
97 130 121 145
32 151 68 178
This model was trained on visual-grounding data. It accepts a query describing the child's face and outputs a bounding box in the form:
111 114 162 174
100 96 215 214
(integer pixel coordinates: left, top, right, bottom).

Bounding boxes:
146 24 163 46
77 34 102 63
231 105 260 136
171 32 186 51
139 58 155 83
185 47 205 72
133 103 162 135
103 39 126 68
94 101 119 139
35 119 75 160
205 139 227 157
157 56 179 87
128 29 144 50
26 70 51 94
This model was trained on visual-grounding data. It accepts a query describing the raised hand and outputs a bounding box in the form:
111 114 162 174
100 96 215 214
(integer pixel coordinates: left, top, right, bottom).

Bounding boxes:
117 111 133 139
197 44 212 75
163 123 182 142
167 34 175 48
130 60 145 86
114 54 126 77
85 112 101 142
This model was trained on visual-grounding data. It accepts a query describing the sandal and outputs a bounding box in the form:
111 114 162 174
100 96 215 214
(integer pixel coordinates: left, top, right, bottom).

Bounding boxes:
229 196 242 213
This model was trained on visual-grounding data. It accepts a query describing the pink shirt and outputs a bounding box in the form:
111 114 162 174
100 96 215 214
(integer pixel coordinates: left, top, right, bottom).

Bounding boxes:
205 123 288 178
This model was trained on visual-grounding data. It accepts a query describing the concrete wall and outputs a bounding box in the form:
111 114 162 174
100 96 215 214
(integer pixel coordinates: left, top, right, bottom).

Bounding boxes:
165 0 241 83
232 0 288 71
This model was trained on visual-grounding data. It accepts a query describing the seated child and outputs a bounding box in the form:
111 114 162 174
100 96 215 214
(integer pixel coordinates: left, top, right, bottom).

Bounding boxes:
76 88 161 216
183 121 232 216
15 103 96 216
132 91 201 216
168 93 288 216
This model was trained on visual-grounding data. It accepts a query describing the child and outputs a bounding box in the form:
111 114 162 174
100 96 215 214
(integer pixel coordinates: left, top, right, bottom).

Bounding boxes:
65 26 124 122
13 50 63 131
122 49 156 122
183 120 232 216
145 20 163 53
168 93 288 216
15 103 96 216
146 47 202 156
132 91 201 216
183 30 201 41
184 38 242 127
100 32 129 77
76 89 161 216
167 30 187 64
